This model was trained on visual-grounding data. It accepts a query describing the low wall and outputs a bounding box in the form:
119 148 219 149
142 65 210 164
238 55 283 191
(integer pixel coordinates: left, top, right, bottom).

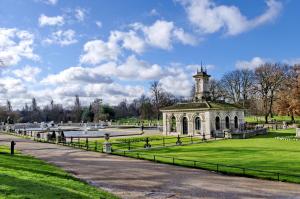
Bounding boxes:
296 128 300 138
229 128 267 139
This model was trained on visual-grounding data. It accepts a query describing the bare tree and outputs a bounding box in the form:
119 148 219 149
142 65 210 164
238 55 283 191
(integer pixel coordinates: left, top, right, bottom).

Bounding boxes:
73 95 82 122
221 69 255 106
221 70 242 103
6 100 12 112
253 63 289 123
240 69 255 107
150 81 164 121
209 79 226 101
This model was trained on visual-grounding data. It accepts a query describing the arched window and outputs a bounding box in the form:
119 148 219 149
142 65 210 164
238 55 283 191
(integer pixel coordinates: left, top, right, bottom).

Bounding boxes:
215 116 220 130
234 116 238 129
225 116 230 129
170 116 176 132
182 117 188 135
195 117 201 130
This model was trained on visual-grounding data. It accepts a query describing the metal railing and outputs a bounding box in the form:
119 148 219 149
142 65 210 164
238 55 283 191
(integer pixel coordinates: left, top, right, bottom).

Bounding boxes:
3 130 300 184
115 151 300 183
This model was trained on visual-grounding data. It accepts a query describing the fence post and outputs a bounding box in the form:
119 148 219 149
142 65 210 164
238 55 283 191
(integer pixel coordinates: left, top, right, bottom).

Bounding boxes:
95 141 97 151
193 161 196 167
137 153 139 158
86 138 88 150
277 173 280 181
71 137 73 144
190 135 193 144
128 140 131 150
153 155 156 162
172 157 175 165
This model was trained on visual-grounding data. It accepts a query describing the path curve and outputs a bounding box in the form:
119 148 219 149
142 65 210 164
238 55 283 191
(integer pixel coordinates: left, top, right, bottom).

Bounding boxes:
1 134 300 199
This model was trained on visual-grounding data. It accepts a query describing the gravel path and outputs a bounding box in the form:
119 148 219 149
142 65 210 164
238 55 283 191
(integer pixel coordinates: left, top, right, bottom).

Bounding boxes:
1 133 300 199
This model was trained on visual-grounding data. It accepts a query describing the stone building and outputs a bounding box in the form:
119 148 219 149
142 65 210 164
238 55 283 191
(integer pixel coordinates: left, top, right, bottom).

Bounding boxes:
160 68 245 139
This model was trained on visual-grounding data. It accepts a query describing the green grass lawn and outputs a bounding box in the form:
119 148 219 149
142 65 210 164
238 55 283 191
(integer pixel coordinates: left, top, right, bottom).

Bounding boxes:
113 129 300 183
66 135 201 152
112 117 163 126
245 115 300 124
0 146 118 199
113 115 300 125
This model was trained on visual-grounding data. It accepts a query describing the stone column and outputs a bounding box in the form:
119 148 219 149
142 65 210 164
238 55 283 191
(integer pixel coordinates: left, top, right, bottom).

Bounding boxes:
204 112 211 139
187 113 194 136
176 113 182 135
162 113 167 135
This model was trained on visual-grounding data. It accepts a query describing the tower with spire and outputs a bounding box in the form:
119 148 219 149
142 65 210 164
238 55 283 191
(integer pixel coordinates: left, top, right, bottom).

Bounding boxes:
193 64 211 102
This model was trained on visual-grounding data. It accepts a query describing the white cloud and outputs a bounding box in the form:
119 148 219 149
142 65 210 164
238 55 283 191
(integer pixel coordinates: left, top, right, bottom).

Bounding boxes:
96 21 102 28
142 20 175 49
235 57 266 70
44 29 77 46
41 65 113 84
0 28 39 66
179 0 282 35
282 58 300 66
115 55 162 80
159 67 193 97
187 63 215 71
75 8 86 22
80 20 197 65
111 30 146 54
80 39 120 65
173 27 198 45
39 67 145 106
44 0 58 5
39 14 64 27
132 20 198 49
12 66 41 82
49 82 145 106
149 9 159 16
0 77 28 97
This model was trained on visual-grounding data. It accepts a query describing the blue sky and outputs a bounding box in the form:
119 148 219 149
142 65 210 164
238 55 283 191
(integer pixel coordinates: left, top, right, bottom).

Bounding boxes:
0 0 299 108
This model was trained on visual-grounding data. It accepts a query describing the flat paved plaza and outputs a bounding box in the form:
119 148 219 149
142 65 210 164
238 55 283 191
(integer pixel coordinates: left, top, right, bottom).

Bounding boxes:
1 134 300 199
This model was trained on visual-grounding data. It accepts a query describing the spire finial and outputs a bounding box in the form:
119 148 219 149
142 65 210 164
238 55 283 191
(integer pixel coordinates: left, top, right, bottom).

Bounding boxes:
200 61 203 72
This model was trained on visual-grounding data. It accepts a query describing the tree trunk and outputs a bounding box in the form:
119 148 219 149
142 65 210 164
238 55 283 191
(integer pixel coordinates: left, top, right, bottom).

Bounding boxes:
291 114 295 123
265 114 269 124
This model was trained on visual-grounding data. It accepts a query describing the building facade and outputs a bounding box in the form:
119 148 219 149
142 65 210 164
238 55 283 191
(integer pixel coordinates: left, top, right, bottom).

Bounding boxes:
160 69 245 139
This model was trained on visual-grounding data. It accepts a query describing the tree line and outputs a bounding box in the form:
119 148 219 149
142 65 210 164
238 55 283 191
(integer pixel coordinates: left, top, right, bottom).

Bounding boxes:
208 63 300 123
1 63 299 124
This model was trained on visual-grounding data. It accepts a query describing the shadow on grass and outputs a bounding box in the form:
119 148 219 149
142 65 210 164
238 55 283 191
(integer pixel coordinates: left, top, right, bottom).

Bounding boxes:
0 163 80 182
254 132 295 139
0 174 91 199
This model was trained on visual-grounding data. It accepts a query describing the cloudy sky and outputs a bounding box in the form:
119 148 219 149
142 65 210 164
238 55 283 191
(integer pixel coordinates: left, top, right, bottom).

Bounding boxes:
0 0 299 109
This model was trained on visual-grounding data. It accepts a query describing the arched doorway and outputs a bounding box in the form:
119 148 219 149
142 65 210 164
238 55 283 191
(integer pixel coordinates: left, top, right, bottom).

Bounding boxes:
170 116 176 132
182 117 188 135
234 116 238 129
215 116 220 130
225 116 230 129
195 117 201 130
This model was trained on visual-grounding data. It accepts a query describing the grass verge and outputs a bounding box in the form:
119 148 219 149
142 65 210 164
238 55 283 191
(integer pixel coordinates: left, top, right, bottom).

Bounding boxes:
0 145 118 199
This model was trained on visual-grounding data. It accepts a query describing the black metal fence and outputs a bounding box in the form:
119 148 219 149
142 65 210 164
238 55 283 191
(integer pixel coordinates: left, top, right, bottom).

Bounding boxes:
115 151 300 183
3 130 300 184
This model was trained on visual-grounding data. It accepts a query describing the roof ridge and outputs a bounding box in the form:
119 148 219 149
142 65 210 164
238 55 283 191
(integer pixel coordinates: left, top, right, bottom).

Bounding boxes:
206 101 212 108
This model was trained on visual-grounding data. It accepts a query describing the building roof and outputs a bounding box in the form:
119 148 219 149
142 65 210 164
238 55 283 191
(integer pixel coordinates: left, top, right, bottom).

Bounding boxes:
160 101 242 112
193 67 211 78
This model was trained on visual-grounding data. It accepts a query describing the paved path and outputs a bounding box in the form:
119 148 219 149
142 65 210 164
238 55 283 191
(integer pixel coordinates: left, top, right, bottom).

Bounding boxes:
1 134 300 199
